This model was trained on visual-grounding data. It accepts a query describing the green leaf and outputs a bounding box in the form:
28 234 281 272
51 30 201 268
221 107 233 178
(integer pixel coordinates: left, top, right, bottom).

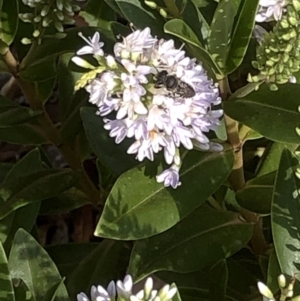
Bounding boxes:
115 0 168 39
57 53 83 121
224 84 300 144
208 0 239 71
271 149 300 293
0 95 42 126
35 78 56 104
60 91 87 144
0 149 43 248
0 163 13 184
267 249 281 294
46 243 98 278
110 21 132 39
226 0 260 74
9 229 69 301
164 19 223 79
96 149 234 240
257 142 298 176
0 169 78 219
42 279 66 301
79 0 115 40
208 260 228 301
40 188 90 215
0 241 15 301
13 281 34 301
128 205 253 280
81 107 138 176
0 0 18 46
67 240 130 300
19 58 57 82
0 124 47 145
236 171 275 214
181 0 209 45
104 0 125 17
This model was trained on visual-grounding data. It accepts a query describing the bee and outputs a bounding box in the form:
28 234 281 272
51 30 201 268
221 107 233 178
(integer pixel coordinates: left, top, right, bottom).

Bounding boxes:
154 70 195 99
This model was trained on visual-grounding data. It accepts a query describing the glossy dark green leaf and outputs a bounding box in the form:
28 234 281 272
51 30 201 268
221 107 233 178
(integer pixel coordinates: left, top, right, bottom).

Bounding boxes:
81 107 138 176
0 95 42 126
67 240 130 300
40 188 90 215
236 172 275 214
79 0 115 39
208 0 239 71
13 281 34 301
226 0 259 74
0 0 18 46
104 0 125 17
160 257 250 301
115 0 167 39
164 19 223 79
181 0 209 45
110 21 132 39
0 149 43 248
257 143 298 176
224 84 300 144
226 258 259 298
57 53 83 121
0 169 78 219
19 58 57 82
22 27 114 69
46 243 98 278
271 149 300 291
209 260 228 301
36 78 56 104
42 279 65 301
96 149 234 240
0 124 47 145
60 92 87 144
267 249 281 294
0 163 13 184
128 205 253 280
9 229 69 301
0 241 15 301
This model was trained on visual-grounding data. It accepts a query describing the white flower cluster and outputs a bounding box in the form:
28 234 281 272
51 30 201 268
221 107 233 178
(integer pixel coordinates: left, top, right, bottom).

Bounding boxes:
73 28 222 189
256 0 289 22
77 275 177 301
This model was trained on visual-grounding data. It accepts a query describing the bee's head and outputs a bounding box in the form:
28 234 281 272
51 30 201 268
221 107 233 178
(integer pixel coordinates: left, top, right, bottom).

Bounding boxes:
156 70 168 82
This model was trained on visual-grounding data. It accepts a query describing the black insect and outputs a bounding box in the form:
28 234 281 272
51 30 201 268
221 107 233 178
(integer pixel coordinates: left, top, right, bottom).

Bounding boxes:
154 70 195 98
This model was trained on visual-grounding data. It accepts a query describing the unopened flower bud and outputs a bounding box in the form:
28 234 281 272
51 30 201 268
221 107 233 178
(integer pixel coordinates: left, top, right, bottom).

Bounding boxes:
159 8 168 18
32 30 40 38
278 274 286 288
56 0 63 10
21 37 32 45
41 5 50 17
144 0 157 9
257 282 274 299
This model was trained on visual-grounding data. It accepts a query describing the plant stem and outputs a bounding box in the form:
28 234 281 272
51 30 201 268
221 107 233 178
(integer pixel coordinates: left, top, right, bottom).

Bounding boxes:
219 76 269 255
3 49 101 205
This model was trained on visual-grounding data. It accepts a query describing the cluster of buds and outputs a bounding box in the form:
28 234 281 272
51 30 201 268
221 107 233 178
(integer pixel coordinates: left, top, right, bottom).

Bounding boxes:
19 0 81 42
73 27 223 189
250 0 300 90
77 275 177 301
257 274 300 301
